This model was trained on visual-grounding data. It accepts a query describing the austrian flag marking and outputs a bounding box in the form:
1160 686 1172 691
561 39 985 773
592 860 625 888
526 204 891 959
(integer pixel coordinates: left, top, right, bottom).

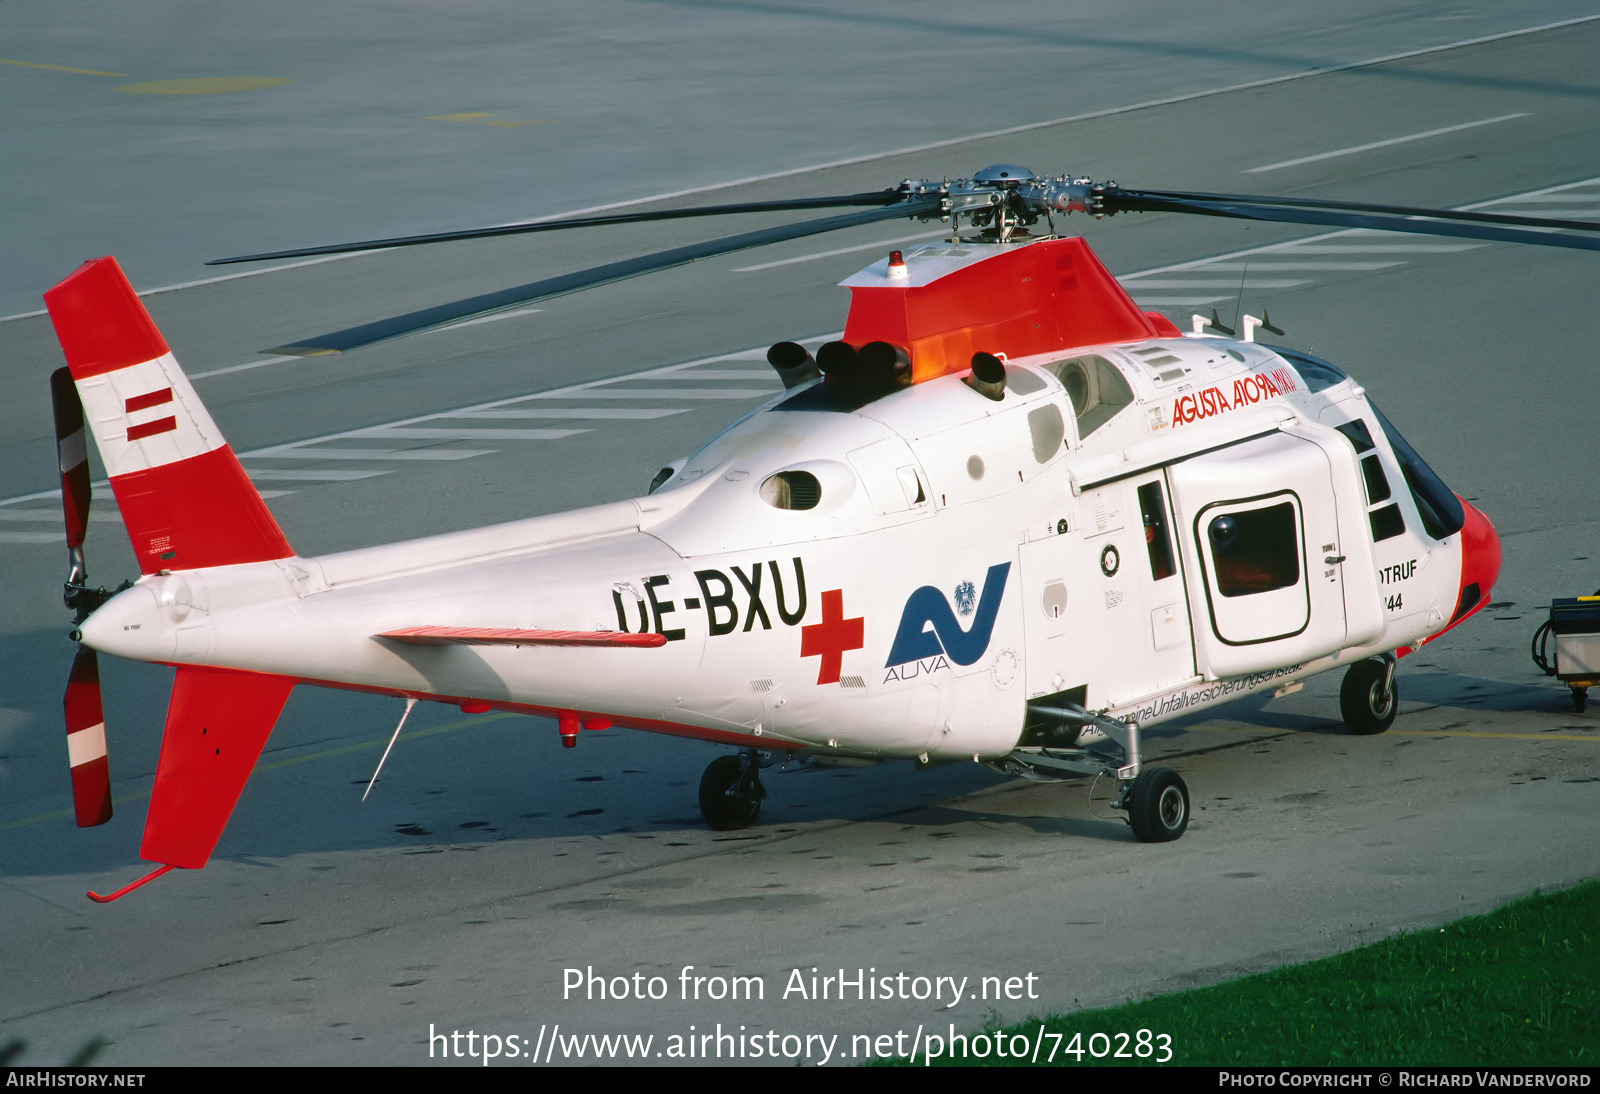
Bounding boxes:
1171 367 1297 427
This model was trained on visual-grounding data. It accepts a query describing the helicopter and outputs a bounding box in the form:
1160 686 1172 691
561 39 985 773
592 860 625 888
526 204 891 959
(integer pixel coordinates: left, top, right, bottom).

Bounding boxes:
43 165 1599 903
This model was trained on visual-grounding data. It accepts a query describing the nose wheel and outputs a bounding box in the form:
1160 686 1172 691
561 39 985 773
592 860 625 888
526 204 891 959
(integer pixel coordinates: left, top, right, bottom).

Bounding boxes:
698 750 766 830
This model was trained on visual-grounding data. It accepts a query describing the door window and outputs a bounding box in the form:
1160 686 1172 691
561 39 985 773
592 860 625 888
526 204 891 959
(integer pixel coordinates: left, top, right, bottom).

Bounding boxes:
1195 493 1310 645
1137 481 1177 581
1208 503 1299 596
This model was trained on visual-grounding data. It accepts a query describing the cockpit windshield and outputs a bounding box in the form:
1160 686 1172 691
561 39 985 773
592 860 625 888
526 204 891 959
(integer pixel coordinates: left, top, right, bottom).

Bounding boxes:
1270 347 1348 393
1369 403 1465 540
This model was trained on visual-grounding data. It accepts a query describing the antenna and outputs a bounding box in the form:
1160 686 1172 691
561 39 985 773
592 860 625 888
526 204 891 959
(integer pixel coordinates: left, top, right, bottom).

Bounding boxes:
363 696 417 802
1232 261 1249 332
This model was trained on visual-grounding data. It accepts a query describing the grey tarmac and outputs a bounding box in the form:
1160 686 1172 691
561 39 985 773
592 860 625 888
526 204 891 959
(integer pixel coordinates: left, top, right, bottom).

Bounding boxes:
1 6 1598 1066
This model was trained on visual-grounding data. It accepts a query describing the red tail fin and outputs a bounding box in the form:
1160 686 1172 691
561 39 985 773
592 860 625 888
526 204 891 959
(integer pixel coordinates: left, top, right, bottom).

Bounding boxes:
141 666 296 869
43 257 292 574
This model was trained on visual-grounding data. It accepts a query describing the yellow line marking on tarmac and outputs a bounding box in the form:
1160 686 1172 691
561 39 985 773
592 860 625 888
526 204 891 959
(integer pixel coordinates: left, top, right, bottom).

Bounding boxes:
0 712 517 833
1391 729 1598 742
1177 724 1595 743
117 77 291 95
254 711 515 772
1 58 128 76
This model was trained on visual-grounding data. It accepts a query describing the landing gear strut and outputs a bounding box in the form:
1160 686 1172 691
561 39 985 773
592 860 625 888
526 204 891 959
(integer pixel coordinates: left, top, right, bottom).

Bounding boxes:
1340 654 1398 735
698 749 766 830
994 700 1191 843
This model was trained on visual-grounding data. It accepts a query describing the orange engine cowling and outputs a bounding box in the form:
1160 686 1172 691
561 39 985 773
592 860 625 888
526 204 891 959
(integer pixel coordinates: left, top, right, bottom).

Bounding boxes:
840 237 1179 382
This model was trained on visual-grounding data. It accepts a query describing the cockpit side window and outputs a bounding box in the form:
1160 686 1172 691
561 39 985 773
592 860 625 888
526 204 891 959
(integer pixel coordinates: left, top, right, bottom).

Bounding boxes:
1044 354 1133 438
1369 403 1465 540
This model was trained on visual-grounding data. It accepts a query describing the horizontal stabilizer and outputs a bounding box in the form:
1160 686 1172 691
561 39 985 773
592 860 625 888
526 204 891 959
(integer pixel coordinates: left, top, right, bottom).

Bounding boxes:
380 626 667 648
141 666 296 869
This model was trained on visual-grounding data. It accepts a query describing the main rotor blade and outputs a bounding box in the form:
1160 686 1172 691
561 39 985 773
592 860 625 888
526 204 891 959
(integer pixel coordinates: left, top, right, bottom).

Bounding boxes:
1113 188 1600 234
1107 193 1600 252
211 191 907 265
266 199 941 356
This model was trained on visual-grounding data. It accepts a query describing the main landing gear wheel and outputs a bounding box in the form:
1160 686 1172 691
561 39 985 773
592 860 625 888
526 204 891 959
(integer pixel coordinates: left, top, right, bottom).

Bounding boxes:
698 752 765 831
1125 766 1189 843
1341 656 1399 735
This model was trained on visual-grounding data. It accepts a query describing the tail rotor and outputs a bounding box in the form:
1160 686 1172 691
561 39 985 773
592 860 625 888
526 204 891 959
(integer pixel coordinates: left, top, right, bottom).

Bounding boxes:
51 366 116 827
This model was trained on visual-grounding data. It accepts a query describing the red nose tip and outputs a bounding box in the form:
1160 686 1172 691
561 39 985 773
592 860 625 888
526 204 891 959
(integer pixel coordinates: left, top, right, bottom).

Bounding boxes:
1449 497 1501 627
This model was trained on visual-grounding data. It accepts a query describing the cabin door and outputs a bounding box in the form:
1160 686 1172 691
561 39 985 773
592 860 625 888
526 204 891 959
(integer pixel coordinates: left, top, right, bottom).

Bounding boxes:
1166 431 1359 679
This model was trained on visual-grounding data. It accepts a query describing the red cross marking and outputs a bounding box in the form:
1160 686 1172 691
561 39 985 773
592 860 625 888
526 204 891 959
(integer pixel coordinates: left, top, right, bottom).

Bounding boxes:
799 588 864 685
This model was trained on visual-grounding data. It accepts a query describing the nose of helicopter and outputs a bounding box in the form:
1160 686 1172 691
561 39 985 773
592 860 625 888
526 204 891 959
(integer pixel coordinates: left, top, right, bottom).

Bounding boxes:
1450 497 1501 626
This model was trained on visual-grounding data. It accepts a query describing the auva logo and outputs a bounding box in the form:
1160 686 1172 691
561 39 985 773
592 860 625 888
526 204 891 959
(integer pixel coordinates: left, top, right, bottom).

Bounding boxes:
884 563 1011 669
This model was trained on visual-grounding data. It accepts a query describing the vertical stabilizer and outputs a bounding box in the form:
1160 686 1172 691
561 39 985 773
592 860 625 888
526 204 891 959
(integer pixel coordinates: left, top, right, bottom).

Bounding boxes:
43 257 292 574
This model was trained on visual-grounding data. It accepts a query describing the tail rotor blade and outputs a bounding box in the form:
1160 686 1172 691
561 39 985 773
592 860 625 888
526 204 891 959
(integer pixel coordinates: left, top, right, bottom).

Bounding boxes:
50 368 90 557
65 647 112 827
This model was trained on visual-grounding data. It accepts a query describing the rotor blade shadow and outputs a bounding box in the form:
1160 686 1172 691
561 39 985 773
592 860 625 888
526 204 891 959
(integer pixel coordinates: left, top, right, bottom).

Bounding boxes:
266 199 940 356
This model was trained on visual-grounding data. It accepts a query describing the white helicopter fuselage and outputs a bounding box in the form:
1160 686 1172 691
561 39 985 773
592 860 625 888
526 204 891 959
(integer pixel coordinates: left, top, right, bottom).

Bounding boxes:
80 329 1482 764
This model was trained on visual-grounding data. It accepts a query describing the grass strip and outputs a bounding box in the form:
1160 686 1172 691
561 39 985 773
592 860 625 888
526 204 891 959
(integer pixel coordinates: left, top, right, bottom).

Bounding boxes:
892 879 1598 1066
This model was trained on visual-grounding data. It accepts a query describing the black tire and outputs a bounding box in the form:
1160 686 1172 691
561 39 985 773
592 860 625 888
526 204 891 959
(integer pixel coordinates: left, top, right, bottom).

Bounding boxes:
698 755 762 831
1126 767 1189 843
1340 658 1398 735
1574 688 1588 714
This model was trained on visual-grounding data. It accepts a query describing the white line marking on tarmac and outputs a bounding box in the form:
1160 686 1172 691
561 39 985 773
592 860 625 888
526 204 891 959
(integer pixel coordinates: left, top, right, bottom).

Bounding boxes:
244 469 393 481
1257 244 1481 254
242 447 494 461
1132 296 1232 306
0 487 292 513
444 408 690 420
535 388 777 399
1191 261 1405 271
1483 208 1600 219
1119 279 1312 289
1245 113 1529 173
0 510 122 522
665 369 780 379
0 531 74 543
190 355 299 380
733 232 948 271
1479 194 1600 202
355 427 592 441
